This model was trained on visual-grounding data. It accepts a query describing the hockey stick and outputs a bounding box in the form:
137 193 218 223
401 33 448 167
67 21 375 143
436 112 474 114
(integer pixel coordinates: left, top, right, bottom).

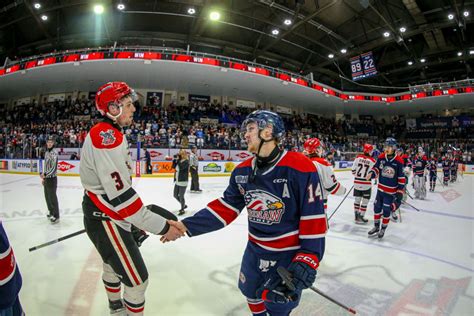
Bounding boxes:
328 185 354 221
29 229 86 252
401 200 421 212
277 266 356 314
398 207 402 223
405 189 414 200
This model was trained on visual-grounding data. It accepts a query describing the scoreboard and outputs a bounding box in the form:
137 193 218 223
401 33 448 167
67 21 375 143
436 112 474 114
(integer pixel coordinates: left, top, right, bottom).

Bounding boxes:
350 51 377 81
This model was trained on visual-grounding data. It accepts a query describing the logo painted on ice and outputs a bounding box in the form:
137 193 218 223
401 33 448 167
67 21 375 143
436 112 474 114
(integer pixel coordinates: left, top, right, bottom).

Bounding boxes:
440 189 461 202
57 161 75 172
99 129 116 146
245 190 285 225
381 166 395 178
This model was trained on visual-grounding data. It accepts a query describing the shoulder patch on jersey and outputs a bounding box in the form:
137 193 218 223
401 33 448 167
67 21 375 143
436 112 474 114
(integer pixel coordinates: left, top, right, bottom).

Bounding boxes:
90 122 124 149
312 157 332 166
277 151 316 173
236 156 254 169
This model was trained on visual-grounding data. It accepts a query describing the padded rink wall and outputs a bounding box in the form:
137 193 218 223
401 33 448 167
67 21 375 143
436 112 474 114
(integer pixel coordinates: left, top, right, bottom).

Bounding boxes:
1 158 471 177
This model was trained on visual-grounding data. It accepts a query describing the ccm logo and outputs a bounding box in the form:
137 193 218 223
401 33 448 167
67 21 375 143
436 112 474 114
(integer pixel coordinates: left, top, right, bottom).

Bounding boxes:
294 255 319 269
273 178 287 183
93 211 110 219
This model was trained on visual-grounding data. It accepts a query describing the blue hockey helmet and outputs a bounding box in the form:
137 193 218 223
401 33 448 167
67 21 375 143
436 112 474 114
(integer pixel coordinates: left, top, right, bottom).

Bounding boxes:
240 110 285 139
384 137 397 147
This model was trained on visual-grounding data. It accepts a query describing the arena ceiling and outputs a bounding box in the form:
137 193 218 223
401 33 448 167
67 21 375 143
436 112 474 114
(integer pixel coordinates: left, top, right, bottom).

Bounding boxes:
1 0 473 93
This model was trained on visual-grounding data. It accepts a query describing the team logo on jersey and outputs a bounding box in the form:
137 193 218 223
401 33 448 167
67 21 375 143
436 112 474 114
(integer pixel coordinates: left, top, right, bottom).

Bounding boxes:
99 129 116 146
381 166 396 178
259 259 276 272
245 190 285 225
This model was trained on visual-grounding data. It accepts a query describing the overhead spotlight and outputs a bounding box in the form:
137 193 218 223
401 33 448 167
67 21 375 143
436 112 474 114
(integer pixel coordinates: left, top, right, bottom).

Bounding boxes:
340 48 347 54
408 61 413 65
420 58 426 63
463 11 469 17
399 27 406 33
328 53 334 59
34 3 41 9
272 29 279 35
94 4 104 15
209 11 220 21
41 15 48 21
457 51 463 56
187 8 196 14
470 50 474 55
117 4 125 10
448 13 454 20
383 31 390 37
284 19 292 25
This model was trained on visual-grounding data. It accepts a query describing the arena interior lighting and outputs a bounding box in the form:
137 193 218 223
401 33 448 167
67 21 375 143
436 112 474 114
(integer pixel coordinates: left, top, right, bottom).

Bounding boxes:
284 19 292 25
448 14 454 20
408 61 413 65
41 15 48 21
383 31 390 37
420 58 426 63
209 11 220 21
340 48 347 54
34 3 41 9
328 54 334 59
272 29 279 35
117 4 125 10
399 27 406 33
94 4 104 15
187 8 196 15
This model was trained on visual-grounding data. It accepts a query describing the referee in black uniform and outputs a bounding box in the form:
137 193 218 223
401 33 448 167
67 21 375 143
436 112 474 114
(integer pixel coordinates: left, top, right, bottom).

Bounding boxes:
41 136 60 223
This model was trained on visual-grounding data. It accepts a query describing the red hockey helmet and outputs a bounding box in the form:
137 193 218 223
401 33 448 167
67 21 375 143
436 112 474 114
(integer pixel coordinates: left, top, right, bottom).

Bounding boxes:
363 143 374 153
95 82 136 117
303 138 322 155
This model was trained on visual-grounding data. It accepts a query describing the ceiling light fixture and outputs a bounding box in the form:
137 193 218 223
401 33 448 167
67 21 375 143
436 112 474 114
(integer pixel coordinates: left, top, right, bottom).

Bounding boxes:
399 27 406 33
34 3 41 9
463 11 469 17
272 29 279 35
117 4 125 10
383 31 390 37
328 53 334 59
187 8 196 14
408 61 413 65
94 4 104 15
209 11 220 21
448 13 454 20
41 15 48 21
420 58 426 63
340 48 347 54
284 19 292 25
457 51 463 56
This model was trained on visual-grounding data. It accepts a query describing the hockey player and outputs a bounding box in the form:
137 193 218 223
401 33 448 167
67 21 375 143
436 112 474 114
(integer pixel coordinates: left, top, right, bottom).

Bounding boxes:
80 82 184 315
303 138 347 217
442 156 451 186
366 138 405 239
163 110 326 316
451 156 458 182
428 153 438 192
412 148 428 199
351 143 375 224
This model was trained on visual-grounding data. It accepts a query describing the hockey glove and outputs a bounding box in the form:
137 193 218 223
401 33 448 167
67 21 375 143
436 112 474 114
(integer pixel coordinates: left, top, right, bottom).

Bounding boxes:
131 225 149 247
256 274 293 304
391 192 403 212
287 252 318 291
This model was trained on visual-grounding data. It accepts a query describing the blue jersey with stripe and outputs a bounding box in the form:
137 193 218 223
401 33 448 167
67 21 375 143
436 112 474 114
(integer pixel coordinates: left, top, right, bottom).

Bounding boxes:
0 222 22 310
182 151 326 260
369 153 405 195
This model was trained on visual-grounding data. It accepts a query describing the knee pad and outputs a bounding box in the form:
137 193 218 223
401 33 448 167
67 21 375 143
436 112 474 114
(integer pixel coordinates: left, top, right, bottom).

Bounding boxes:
103 263 120 284
354 196 362 205
123 279 148 304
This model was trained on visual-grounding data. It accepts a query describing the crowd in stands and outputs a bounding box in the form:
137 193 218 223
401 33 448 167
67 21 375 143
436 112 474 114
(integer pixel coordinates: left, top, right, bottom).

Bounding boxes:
0 96 472 163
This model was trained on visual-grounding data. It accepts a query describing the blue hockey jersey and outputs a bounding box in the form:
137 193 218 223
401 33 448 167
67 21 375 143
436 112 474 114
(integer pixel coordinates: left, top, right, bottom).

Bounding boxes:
0 221 22 310
412 155 428 177
442 159 451 172
182 151 326 260
427 160 437 175
369 153 405 195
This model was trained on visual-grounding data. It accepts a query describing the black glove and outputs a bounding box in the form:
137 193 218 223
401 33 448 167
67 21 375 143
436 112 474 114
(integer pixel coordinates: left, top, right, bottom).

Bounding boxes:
256 274 293 304
131 225 149 247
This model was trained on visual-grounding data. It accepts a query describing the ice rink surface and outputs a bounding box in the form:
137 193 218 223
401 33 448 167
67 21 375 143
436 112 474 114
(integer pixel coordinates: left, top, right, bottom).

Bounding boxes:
1 171 473 316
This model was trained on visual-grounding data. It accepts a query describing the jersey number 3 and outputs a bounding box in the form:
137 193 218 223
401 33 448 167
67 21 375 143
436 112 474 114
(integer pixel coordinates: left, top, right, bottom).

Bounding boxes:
111 172 124 190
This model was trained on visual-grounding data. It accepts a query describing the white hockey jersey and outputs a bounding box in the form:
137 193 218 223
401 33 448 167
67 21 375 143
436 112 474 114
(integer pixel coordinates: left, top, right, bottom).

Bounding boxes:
80 120 167 233
309 157 346 205
351 154 376 191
